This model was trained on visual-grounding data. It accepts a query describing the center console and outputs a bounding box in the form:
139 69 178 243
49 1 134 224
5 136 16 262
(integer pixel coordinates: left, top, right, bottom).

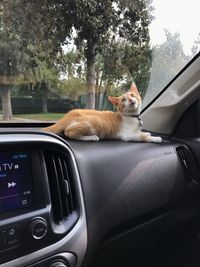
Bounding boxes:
0 133 87 267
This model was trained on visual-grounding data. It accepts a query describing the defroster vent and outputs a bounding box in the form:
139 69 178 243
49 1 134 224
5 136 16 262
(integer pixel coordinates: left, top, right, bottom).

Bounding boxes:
175 145 200 188
43 149 78 224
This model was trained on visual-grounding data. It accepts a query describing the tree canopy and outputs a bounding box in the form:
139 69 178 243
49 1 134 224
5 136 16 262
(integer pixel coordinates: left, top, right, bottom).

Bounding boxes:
3 0 153 107
0 0 158 121
143 30 190 107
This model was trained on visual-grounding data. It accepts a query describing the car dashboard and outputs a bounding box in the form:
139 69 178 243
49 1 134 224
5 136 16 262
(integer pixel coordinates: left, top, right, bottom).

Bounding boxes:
0 130 200 267
0 132 87 267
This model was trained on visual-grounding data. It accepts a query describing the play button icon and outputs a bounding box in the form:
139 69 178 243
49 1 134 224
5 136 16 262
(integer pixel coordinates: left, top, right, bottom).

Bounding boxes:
8 182 16 188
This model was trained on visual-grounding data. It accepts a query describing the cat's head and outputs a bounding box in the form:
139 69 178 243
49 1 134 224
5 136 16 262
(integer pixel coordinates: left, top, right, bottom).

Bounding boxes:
108 83 142 115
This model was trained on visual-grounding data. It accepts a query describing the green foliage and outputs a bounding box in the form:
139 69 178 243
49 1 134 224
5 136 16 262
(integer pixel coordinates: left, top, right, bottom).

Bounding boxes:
0 27 32 83
144 30 189 106
71 0 118 60
101 40 152 98
2 0 154 109
60 50 85 79
12 62 60 97
58 78 85 100
4 0 153 84
0 3 46 85
2 0 73 60
192 33 200 56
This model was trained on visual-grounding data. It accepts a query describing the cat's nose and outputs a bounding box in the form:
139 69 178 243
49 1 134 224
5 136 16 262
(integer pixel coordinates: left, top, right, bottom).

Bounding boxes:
129 99 136 104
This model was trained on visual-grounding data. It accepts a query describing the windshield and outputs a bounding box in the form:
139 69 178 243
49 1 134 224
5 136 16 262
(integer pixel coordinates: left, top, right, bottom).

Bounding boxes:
0 0 199 122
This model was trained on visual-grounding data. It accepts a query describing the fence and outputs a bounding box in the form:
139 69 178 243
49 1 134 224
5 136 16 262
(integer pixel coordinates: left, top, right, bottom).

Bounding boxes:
0 95 114 114
0 98 81 114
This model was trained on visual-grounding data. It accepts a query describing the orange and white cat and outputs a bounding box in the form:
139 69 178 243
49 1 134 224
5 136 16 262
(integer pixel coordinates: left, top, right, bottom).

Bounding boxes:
42 83 162 143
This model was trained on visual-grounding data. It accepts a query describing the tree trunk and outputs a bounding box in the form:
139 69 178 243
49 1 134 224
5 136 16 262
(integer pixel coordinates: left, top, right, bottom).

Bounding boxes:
102 81 113 110
85 58 96 109
96 73 103 110
99 91 106 110
42 82 48 113
1 87 13 121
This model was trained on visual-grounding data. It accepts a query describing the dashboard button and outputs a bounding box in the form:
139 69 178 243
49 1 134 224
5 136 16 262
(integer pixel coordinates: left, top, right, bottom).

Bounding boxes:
29 218 47 240
6 238 19 247
0 225 20 249
49 261 68 267
2 230 7 244
6 226 18 238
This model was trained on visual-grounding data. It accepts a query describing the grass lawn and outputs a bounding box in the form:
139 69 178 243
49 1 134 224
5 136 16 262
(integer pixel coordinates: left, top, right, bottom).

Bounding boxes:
16 113 65 121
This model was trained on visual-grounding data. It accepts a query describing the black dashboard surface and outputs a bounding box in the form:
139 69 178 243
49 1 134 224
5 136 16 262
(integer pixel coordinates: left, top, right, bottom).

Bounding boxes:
67 139 200 266
0 131 200 267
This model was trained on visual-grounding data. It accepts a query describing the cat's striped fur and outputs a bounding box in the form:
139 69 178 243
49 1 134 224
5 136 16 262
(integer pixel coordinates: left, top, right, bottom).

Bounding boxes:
42 83 162 143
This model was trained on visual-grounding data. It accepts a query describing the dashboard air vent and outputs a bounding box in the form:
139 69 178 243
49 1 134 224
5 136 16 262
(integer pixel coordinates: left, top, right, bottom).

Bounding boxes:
43 150 77 224
175 145 200 188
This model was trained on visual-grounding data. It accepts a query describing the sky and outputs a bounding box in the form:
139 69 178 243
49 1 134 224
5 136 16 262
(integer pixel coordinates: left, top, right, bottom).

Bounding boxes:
149 0 200 55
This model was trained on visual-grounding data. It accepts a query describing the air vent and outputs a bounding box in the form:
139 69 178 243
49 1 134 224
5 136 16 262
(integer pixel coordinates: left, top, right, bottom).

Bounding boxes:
43 150 77 224
175 145 200 188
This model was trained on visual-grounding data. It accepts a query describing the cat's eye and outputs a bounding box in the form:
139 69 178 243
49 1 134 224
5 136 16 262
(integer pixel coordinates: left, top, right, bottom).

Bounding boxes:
121 98 126 102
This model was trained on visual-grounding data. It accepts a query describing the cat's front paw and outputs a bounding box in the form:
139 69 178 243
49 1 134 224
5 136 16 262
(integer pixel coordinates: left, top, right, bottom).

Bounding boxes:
90 135 100 141
78 135 100 141
150 136 162 143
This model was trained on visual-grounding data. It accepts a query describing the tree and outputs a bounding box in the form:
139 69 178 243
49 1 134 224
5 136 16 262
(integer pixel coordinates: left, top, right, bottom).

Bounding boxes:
0 32 37 120
2 0 72 61
0 28 61 118
4 0 153 109
60 50 85 80
191 33 200 57
143 30 189 107
34 62 60 113
58 78 85 101
0 1 49 120
2 0 75 115
71 0 153 108
101 40 152 97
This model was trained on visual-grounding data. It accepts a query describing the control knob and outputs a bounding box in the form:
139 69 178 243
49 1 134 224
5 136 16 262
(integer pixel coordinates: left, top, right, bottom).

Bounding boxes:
29 218 47 240
49 261 68 267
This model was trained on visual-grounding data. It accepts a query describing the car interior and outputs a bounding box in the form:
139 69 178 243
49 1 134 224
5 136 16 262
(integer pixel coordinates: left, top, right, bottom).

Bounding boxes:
0 52 199 267
1 0 200 266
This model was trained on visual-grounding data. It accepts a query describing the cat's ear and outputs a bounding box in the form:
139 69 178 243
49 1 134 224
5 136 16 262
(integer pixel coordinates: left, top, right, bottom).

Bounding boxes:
108 96 119 106
129 83 141 97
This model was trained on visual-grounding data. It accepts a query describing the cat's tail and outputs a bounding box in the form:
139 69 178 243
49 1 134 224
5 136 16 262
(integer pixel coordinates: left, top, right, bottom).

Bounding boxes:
41 118 66 134
41 109 81 135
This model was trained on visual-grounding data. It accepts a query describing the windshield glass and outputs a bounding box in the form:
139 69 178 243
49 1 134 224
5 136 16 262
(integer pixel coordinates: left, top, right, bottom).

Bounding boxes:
0 0 199 122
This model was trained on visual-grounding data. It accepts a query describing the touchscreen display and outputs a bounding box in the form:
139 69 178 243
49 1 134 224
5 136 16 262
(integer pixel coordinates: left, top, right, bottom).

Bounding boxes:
0 151 34 213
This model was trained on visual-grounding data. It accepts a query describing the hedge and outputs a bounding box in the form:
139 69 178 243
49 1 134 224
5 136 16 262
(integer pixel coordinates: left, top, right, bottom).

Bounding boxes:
0 98 81 114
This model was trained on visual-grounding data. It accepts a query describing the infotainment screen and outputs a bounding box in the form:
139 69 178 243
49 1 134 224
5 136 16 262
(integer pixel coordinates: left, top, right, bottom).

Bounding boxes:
0 151 34 213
